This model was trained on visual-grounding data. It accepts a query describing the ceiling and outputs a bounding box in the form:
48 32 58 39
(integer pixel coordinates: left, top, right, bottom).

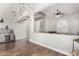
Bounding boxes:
0 3 56 18
0 3 79 21
41 3 79 18
0 3 19 19
0 3 57 25
24 3 56 13
1 3 79 27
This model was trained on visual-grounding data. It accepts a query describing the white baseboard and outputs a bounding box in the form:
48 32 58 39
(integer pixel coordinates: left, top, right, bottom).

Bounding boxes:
16 37 28 40
30 40 72 56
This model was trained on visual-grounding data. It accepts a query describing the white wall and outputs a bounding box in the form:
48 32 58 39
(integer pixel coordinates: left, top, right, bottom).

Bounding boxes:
13 20 29 40
30 14 79 55
0 16 29 40
42 3 79 35
30 33 79 55
30 3 79 55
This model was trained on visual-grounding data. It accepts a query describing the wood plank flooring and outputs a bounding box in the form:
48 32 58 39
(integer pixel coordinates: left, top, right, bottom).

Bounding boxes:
0 39 66 56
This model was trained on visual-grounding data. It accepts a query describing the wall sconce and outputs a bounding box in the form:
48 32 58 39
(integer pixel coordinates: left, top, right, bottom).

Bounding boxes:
0 18 4 23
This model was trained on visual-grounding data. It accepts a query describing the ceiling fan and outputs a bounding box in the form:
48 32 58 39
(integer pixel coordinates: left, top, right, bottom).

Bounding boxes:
53 9 64 17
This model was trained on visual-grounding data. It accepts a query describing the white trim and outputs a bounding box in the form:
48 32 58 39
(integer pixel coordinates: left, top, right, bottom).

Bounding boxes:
30 40 72 56
16 37 28 40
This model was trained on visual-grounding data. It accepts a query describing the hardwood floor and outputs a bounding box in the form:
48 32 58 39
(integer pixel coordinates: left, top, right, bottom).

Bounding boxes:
0 39 66 56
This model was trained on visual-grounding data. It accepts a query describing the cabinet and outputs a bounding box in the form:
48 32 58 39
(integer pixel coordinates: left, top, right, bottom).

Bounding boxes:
72 38 79 56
